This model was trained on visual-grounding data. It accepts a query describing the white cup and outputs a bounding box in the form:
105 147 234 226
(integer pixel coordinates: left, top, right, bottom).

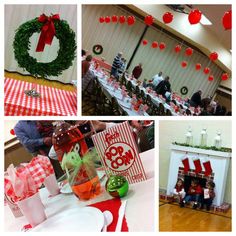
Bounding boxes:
43 174 60 196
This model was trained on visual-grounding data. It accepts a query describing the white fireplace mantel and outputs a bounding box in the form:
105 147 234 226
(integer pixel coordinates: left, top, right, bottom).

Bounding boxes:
166 144 231 206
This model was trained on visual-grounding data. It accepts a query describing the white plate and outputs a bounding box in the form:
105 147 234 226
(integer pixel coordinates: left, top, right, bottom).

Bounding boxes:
31 207 104 232
60 183 73 194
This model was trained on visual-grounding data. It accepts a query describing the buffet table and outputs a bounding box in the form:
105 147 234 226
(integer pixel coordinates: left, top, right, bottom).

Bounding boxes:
4 149 154 232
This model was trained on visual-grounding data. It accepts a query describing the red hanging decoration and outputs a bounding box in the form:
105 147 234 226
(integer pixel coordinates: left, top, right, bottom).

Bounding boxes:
162 12 173 24
152 41 158 48
182 158 190 173
142 39 148 45
209 52 218 61
195 63 201 70
203 161 213 177
174 45 182 53
203 67 210 74
127 16 135 25
181 61 188 68
185 47 193 56
145 15 154 26
193 159 202 174
119 15 126 24
222 10 232 30
105 16 111 23
111 15 118 23
221 73 229 81
99 16 105 23
208 75 214 81
159 42 166 50
188 9 202 25
10 129 15 135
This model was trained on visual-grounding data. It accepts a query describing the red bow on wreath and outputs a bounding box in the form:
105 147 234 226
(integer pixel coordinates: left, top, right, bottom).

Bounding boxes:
36 14 60 52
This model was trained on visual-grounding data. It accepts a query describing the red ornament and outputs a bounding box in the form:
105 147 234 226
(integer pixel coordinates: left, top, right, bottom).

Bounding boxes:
188 9 202 25
119 15 126 24
162 12 173 24
127 16 135 25
145 15 154 26
152 41 158 48
174 45 182 53
208 75 214 81
185 47 193 56
159 42 166 50
203 67 210 74
181 61 188 68
105 16 111 23
99 17 105 23
222 10 232 30
209 52 218 61
111 15 118 22
195 63 201 70
221 73 229 81
10 129 15 135
142 39 148 45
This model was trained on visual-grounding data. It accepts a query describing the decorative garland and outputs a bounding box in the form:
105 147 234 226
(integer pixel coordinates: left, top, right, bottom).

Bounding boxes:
13 16 76 78
180 86 188 95
92 44 103 55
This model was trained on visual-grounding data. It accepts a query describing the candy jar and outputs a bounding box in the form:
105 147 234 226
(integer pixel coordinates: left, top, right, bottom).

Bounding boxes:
200 128 207 147
214 131 222 149
185 126 193 146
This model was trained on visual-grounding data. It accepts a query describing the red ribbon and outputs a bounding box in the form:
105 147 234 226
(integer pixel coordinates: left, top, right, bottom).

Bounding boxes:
36 14 60 52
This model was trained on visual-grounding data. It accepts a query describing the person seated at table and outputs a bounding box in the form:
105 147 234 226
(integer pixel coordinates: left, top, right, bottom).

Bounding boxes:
151 71 163 89
155 76 171 98
199 104 214 116
117 58 127 79
201 95 212 110
132 63 143 79
82 55 95 93
190 90 202 108
82 49 87 60
111 52 123 78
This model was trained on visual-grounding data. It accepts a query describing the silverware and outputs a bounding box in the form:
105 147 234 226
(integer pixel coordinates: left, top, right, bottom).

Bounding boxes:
115 200 127 232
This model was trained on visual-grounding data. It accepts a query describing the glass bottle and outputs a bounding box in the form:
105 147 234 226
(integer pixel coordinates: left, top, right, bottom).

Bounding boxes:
214 131 222 149
185 126 193 145
200 128 207 147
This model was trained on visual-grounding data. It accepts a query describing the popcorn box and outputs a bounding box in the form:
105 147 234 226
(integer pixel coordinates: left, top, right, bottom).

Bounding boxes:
92 121 147 184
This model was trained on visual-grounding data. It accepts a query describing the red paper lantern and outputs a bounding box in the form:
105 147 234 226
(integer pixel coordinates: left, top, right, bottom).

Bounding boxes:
185 47 193 56
181 61 188 68
203 67 210 74
112 15 118 22
127 16 135 25
145 15 154 26
10 129 15 135
142 39 148 45
99 17 105 23
174 45 182 53
159 42 166 50
119 15 126 24
209 52 218 61
221 73 229 81
208 75 214 81
195 63 201 70
222 10 232 30
188 9 202 25
162 12 173 24
105 16 111 23
152 41 158 48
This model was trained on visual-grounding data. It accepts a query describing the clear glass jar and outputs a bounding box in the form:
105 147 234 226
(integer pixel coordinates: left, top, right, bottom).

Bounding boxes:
200 128 207 147
214 131 222 149
185 126 193 145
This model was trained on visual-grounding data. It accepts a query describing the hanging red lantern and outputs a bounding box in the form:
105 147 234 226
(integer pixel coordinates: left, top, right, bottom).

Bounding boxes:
188 9 202 25
209 52 218 61
119 15 126 24
203 67 210 74
142 39 148 45
174 45 182 53
159 42 166 50
152 41 158 48
145 15 154 26
105 16 111 23
112 15 118 22
181 61 188 68
208 75 214 81
162 12 173 24
221 73 229 81
127 16 135 25
99 17 105 23
222 10 232 30
185 47 193 56
195 63 201 71
10 129 15 135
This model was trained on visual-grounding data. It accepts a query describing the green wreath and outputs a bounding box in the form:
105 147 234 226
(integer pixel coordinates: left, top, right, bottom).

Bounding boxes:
180 86 188 95
13 17 76 78
92 44 103 55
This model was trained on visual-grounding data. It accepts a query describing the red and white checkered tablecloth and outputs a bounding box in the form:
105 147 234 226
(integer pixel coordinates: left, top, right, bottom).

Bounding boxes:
4 77 77 116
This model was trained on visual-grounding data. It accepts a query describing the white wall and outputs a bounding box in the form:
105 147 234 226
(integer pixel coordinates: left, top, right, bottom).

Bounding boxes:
4 120 18 142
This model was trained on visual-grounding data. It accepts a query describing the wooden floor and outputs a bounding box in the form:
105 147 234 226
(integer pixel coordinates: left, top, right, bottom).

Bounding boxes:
159 201 232 232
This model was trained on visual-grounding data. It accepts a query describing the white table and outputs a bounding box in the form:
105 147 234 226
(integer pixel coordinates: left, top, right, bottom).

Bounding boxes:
4 149 155 232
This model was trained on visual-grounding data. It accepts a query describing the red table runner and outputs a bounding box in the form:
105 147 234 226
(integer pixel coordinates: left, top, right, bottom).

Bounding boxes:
4 77 77 116
93 57 112 71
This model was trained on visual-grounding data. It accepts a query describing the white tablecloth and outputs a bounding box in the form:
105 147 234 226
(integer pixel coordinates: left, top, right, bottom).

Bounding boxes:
4 149 155 232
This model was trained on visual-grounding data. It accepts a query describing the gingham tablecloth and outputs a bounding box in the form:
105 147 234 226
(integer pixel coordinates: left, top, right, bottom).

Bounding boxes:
4 77 77 116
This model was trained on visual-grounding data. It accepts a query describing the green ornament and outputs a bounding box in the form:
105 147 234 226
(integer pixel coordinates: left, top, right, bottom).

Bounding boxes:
105 175 129 198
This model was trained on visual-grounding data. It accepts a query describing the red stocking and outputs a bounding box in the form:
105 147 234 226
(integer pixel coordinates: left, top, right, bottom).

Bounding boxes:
203 161 212 176
193 159 202 174
182 158 190 173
